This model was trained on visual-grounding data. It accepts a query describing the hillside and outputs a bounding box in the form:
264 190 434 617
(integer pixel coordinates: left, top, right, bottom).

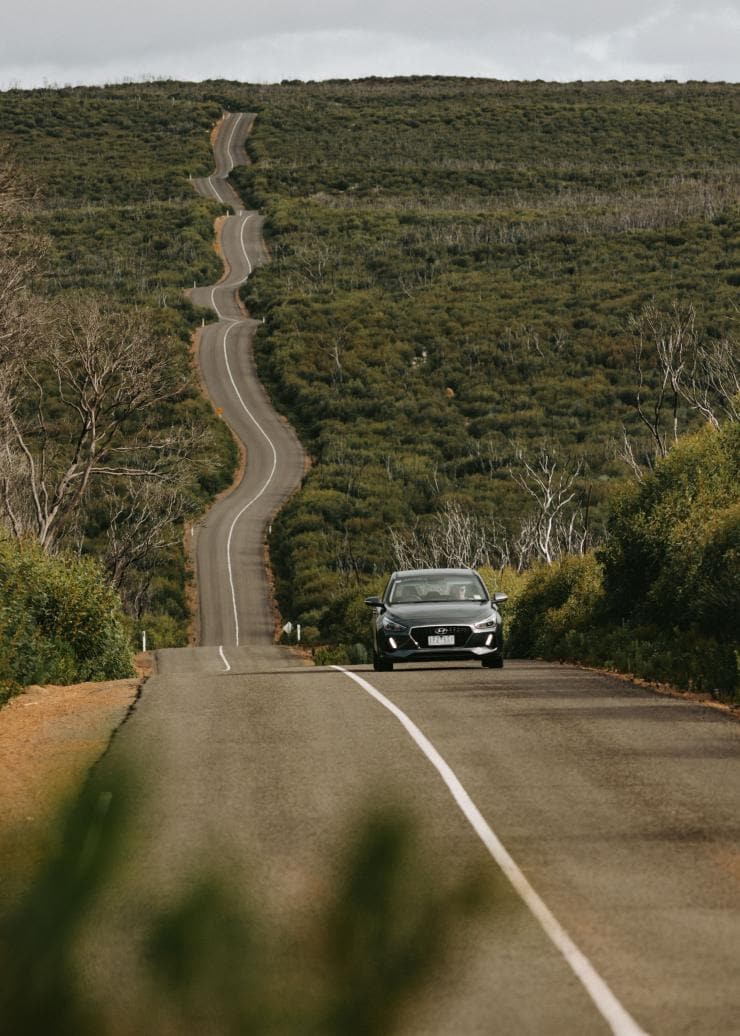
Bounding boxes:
0 78 737 651
0 83 239 646
232 78 739 639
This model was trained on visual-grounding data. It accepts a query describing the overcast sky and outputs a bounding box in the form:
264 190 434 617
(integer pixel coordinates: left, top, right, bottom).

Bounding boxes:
1 0 738 89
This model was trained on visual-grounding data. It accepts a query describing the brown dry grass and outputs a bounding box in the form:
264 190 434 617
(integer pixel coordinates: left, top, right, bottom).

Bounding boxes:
0 656 151 877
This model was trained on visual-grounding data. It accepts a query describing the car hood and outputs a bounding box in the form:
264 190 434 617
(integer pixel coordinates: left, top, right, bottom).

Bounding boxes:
387 602 494 625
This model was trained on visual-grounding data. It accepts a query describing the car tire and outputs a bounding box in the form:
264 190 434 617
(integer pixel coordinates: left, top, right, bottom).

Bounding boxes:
373 651 394 672
482 655 504 669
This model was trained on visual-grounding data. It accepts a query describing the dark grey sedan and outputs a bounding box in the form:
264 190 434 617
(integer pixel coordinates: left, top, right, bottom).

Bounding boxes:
365 568 507 671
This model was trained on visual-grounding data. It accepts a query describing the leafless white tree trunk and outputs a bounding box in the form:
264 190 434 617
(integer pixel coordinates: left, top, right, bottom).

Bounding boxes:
0 296 200 549
509 447 588 566
627 300 692 461
389 501 510 572
680 335 740 427
619 301 739 478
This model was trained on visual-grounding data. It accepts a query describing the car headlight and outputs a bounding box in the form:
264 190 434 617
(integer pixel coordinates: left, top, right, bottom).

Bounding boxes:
381 615 409 633
473 614 499 631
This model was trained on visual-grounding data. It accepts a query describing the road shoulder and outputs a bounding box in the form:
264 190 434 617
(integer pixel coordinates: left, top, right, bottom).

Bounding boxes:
0 655 151 870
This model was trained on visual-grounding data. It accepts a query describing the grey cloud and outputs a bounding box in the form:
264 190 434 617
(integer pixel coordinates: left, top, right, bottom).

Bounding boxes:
1 0 737 87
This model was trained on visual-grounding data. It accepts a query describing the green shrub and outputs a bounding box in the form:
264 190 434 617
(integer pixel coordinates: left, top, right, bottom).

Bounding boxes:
136 612 189 650
0 538 133 692
504 423 739 699
575 624 737 697
600 422 740 634
506 554 604 659
313 644 353 666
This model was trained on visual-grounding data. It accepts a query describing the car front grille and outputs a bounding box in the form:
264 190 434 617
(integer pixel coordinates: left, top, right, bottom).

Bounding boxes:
410 625 472 649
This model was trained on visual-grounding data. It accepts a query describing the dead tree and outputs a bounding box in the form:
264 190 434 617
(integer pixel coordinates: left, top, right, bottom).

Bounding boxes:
680 335 740 428
509 448 587 566
0 296 197 550
627 300 693 462
389 501 510 572
619 301 739 478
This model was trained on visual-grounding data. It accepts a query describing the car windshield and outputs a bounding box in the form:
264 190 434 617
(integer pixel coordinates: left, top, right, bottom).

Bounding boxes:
388 576 486 605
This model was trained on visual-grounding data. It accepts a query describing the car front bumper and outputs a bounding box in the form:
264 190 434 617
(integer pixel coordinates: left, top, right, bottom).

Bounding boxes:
377 628 503 664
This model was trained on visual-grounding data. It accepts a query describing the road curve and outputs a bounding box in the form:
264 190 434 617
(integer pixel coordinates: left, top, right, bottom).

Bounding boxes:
189 113 305 662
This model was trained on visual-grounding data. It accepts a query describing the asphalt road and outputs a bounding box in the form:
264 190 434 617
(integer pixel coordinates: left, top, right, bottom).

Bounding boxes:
90 654 740 1035
190 112 305 652
81 115 740 1034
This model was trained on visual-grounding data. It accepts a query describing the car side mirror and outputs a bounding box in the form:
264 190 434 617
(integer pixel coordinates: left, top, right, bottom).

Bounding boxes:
364 596 385 610
493 592 508 605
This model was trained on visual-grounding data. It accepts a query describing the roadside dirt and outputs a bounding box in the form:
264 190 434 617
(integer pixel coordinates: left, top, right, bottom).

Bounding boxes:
579 663 739 720
0 655 152 870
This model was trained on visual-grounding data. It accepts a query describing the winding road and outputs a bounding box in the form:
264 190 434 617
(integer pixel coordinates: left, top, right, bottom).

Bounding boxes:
189 112 305 662
79 114 740 1035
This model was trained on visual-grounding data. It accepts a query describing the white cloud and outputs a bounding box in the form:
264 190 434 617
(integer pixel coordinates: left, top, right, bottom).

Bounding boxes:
1 0 737 88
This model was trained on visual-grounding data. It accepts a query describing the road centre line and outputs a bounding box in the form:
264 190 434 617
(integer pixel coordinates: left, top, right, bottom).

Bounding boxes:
333 666 650 1036
205 113 244 202
208 212 253 318
222 112 245 174
202 124 265 647
206 174 222 202
221 321 278 646
216 209 262 646
239 212 254 274
197 116 276 649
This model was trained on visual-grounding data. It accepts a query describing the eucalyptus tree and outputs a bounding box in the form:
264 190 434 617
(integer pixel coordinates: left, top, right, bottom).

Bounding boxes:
0 296 203 551
619 301 739 480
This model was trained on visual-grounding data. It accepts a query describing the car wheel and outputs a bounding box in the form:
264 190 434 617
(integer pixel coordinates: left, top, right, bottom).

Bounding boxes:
482 656 504 669
373 651 394 672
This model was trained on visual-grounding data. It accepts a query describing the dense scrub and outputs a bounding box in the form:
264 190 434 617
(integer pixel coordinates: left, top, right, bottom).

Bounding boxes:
0 538 133 704
1 77 737 661
230 78 739 638
0 83 241 645
507 422 740 699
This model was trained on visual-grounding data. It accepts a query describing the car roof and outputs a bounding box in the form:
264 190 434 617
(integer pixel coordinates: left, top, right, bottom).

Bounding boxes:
390 568 478 578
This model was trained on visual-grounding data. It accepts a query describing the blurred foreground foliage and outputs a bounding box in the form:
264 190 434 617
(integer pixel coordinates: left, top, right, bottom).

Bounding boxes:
0 763 492 1035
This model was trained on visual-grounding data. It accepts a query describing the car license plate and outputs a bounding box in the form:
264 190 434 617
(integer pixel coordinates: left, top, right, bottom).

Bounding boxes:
429 634 455 646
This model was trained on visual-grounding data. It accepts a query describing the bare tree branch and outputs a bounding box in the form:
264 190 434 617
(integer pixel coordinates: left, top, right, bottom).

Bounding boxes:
0 295 193 548
389 501 510 572
509 447 589 566
620 301 738 479
103 480 195 594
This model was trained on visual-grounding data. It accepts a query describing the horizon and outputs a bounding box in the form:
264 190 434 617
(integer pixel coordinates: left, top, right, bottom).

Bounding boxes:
3 72 738 94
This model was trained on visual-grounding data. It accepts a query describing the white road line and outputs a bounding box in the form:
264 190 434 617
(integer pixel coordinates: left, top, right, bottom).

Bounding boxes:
204 115 241 202
218 645 231 672
333 666 651 1036
239 212 254 274
221 321 278 646
223 112 244 174
207 113 246 200
197 115 276 649
208 213 253 319
210 285 223 319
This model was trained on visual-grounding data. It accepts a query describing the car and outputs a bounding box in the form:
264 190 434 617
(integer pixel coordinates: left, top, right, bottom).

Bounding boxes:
365 568 507 671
